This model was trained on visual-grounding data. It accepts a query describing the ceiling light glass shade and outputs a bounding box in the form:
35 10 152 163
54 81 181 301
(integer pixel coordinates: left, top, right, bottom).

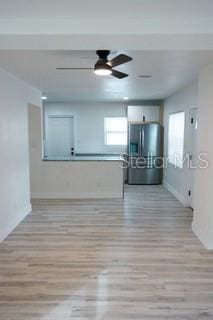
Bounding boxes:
94 69 112 76
94 63 112 76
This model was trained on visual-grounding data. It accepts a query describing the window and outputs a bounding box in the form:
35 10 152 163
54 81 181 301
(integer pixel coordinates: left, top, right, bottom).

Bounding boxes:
104 117 127 145
168 112 185 168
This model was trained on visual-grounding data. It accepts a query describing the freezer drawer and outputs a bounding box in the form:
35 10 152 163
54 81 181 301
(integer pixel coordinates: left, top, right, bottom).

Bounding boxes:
128 167 163 185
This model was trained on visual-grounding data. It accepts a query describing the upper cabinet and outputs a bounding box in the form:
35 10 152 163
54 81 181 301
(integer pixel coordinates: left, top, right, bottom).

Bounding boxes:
142 106 160 122
127 105 160 123
127 106 144 122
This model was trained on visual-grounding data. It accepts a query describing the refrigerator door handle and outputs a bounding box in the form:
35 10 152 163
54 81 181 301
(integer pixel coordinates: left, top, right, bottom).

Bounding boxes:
139 129 142 155
141 128 145 156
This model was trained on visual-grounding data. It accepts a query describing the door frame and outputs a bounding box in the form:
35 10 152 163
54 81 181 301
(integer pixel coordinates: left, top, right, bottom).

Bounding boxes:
186 107 198 209
46 115 75 157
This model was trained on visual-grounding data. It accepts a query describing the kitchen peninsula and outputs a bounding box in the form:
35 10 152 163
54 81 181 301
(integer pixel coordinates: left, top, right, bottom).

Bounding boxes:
28 105 124 199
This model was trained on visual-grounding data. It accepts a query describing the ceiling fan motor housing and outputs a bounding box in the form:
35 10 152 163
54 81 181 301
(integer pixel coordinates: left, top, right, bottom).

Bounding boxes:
95 50 111 71
96 50 110 61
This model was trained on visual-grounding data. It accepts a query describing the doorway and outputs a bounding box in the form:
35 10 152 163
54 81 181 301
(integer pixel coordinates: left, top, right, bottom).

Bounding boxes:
187 107 198 209
46 115 75 157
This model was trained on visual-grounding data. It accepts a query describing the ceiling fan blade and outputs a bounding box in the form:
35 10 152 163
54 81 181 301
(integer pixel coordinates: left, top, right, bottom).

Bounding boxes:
56 67 93 70
111 69 129 79
108 54 132 67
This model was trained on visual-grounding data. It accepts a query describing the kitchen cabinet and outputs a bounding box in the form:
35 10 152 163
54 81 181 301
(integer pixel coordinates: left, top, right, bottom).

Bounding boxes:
142 106 160 122
127 105 160 123
127 106 143 121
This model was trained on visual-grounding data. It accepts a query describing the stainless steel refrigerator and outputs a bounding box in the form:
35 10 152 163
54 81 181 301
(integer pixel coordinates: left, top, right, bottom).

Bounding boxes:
127 123 163 185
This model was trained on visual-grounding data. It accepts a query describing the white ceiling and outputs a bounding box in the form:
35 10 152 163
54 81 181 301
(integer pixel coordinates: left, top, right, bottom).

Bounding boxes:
0 0 212 20
0 1 213 52
0 1 212 102
0 50 213 102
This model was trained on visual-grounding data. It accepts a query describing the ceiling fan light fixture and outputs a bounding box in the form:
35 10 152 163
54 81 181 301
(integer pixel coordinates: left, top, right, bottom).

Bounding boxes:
94 68 112 76
94 63 112 76
56 50 132 79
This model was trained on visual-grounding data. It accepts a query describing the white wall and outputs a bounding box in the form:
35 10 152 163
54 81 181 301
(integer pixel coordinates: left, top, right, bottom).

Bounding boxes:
192 65 213 250
163 81 198 205
0 68 41 243
29 105 124 199
43 102 127 155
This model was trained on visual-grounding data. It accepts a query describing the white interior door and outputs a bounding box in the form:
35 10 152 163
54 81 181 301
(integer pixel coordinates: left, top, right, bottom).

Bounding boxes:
47 116 74 157
188 108 198 209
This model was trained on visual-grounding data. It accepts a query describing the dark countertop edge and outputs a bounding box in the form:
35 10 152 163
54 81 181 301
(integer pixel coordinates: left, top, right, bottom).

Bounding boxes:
42 158 125 162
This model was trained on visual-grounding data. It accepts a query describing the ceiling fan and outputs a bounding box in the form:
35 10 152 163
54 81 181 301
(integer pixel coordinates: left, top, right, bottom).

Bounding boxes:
56 50 133 79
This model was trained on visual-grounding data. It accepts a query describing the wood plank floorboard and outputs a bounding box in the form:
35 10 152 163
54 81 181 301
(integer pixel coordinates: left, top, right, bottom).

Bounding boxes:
0 185 213 319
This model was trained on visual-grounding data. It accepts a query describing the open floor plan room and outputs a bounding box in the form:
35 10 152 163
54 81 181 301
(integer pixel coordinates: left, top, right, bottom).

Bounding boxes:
1 1 213 319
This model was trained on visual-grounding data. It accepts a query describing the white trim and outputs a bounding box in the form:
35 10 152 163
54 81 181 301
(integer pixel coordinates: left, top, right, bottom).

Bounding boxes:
192 221 213 250
0 204 32 244
163 179 187 207
186 107 198 209
31 192 123 199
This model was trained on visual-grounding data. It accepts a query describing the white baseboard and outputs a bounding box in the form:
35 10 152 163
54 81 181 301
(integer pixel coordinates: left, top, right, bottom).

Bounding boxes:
0 204 32 244
31 192 123 199
192 221 213 250
163 179 187 206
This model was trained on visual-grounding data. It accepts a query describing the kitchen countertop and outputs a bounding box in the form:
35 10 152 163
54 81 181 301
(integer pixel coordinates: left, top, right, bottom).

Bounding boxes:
43 154 125 162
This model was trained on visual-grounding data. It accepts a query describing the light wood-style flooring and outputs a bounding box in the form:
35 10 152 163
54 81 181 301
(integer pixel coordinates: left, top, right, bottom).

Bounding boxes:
0 185 213 319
